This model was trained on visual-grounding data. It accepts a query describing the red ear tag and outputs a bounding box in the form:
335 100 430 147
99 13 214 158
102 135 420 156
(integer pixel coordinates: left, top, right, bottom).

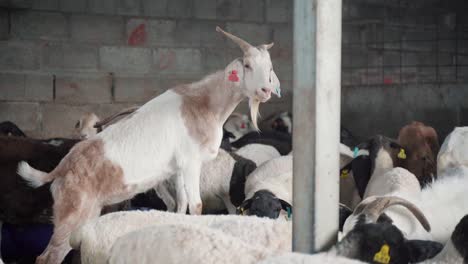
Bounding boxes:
240 123 246 129
228 70 239 82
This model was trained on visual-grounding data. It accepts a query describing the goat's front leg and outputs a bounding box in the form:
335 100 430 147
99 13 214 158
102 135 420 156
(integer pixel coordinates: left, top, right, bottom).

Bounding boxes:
181 161 203 215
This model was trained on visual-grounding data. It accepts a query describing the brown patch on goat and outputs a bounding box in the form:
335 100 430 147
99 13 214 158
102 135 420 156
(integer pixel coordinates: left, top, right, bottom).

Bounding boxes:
37 139 129 264
397 121 440 186
173 73 244 149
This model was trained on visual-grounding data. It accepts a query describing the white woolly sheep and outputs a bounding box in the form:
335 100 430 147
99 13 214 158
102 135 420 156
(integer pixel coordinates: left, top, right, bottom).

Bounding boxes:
70 210 291 264
239 146 359 219
258 252 367 264
363 167 421 198
343 166 468 249
235 143 280 166
156 144 280 213
239 155 292 219
424 214 468 264
108 223 369 264
339 135 407 206
16 26 280 264
437 126 468 177
108 224 270 264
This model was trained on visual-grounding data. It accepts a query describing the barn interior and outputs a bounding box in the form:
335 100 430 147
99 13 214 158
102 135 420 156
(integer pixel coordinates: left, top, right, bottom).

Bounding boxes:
1 0 468 263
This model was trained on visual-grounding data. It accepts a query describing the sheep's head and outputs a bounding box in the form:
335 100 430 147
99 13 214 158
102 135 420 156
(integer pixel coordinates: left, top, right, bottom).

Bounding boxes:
336 196 442 263
332 222 442 264
74 113 100 139
216 26 280 130
237 190 291 219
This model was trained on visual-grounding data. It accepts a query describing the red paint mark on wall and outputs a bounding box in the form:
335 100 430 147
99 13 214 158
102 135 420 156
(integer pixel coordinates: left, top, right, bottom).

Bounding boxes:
128 23 147 46
384 77 393 85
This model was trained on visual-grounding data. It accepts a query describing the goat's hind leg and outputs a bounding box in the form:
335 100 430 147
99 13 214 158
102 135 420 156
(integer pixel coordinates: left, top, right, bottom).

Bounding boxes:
155 180 177 212
36 191 101 264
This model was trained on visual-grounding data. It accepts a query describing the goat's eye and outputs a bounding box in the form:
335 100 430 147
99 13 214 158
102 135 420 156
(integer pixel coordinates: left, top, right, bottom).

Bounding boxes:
244 64 250 69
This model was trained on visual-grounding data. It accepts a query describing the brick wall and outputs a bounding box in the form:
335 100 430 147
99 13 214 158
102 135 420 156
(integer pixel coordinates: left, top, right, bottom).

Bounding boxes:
0 0 292 138
1 0 467 141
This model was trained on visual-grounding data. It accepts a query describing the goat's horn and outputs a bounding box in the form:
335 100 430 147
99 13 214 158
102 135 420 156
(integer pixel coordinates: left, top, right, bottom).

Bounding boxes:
361 196 431 232
216 26 253 53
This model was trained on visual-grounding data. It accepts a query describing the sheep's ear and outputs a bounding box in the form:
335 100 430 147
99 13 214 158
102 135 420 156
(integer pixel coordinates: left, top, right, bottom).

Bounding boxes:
279 199 292 211
223 129 236 140
339 204 353 232
237 199 252 215
340 161 353 174
389 141 403 149
230 159 257 206
356 140 371 150
351 155 372 198
405 240 443 263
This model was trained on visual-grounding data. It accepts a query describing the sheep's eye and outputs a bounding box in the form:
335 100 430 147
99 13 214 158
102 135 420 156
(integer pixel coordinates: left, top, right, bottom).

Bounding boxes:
244 64 250 69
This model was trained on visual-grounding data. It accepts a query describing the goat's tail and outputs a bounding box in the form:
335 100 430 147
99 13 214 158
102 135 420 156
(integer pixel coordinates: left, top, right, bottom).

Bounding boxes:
17 161 54 188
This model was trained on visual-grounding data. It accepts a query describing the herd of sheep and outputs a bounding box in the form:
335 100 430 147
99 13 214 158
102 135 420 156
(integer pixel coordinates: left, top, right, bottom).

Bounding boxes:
0 27 467 264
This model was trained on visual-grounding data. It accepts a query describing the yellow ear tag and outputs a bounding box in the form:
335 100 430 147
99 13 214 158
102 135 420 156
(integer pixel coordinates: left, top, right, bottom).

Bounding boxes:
340 169 349 179
238 207 245 215
373 244 391 264
398 149 406 159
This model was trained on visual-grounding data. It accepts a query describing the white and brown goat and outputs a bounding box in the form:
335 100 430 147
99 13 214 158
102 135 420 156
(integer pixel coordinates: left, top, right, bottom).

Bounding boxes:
17 27 280 264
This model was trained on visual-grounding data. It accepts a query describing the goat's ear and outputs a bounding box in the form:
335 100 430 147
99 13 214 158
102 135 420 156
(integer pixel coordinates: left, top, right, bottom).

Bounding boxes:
226 59 244 85
405 240 443 263
237 199 252 215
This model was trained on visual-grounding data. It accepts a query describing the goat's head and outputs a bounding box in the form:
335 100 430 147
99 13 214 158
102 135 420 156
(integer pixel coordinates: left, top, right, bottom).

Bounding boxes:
74 113 100 139
336 196 442 263
216 26 280 130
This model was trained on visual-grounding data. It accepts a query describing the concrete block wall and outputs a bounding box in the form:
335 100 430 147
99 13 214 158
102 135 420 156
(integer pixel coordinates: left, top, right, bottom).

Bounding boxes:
0 0 292 138
1 0 467 141
341 0 468 141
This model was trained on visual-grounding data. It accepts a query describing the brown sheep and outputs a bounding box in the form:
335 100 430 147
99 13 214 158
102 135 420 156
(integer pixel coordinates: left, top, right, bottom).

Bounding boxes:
397 121 440 187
